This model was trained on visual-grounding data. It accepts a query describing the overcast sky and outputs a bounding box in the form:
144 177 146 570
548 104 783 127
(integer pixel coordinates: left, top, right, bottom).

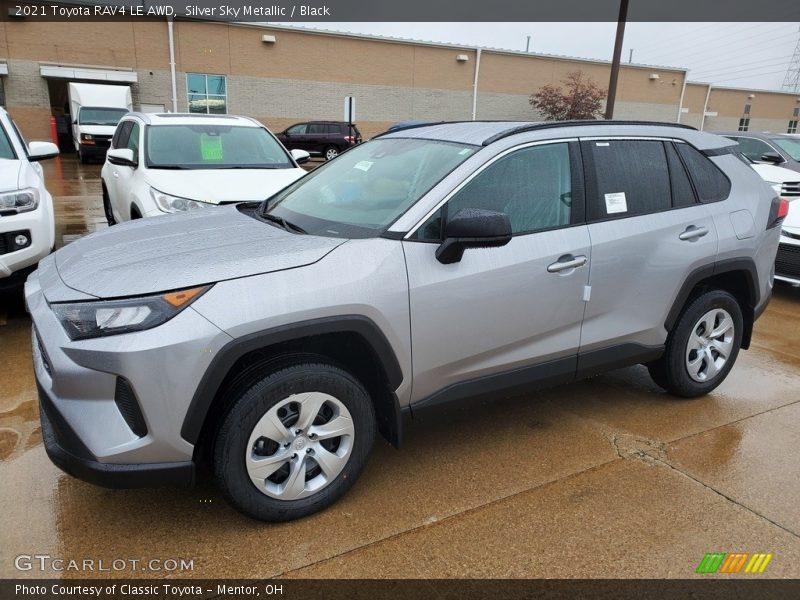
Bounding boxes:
277 22 800 91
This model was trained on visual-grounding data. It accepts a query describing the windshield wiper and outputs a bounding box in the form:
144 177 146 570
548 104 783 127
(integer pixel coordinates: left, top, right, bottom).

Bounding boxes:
261 212 306 234
149 165 192 170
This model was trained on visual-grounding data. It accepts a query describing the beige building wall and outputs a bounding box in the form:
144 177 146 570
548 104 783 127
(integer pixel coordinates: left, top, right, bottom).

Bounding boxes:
702 87 800 134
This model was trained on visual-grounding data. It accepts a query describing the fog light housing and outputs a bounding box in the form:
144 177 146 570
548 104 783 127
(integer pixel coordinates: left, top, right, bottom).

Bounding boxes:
14 234 29 247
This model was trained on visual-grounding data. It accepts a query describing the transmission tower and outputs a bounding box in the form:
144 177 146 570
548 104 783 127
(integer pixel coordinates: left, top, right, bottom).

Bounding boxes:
782 30 800 93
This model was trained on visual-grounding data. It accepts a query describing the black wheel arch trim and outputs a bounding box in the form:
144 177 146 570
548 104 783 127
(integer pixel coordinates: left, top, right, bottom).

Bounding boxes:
665 258 761 348
180 315 404 446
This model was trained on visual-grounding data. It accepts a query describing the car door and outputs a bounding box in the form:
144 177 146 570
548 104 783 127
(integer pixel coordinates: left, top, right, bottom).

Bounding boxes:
282 123 309 152
114 121 141 220
577 137 720 361
402 141 591 405
106 120 132 216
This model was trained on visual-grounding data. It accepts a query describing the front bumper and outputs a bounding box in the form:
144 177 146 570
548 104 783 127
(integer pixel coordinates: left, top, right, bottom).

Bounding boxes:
26 267 233 486
0 202 54 279
78 142 110 158
39 381 194 488
775 235 800 285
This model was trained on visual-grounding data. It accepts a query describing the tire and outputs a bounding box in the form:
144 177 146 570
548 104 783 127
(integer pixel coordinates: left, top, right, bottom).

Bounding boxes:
102 186 116 226
130 205 142 220
647 289 743 398
78 149 88 164
324 145 339 161
213 362 376 522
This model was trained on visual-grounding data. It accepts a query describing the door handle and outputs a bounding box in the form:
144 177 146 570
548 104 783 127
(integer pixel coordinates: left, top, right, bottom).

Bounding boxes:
679 225 708 241
112 171 119 178
547 254 588 273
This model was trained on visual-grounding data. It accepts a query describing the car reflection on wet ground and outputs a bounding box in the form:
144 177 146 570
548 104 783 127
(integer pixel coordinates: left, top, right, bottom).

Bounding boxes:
1 155 800 579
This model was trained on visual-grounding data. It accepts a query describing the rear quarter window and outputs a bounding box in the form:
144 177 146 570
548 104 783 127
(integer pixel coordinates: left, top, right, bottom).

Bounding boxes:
675 143 731 203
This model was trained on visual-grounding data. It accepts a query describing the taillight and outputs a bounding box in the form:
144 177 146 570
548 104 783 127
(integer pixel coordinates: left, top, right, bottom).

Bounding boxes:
767 196 790 229
344 136 355 144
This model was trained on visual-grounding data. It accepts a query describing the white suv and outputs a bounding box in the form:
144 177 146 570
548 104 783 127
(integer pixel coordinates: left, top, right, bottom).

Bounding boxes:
100 113 309 224
0 107 59 291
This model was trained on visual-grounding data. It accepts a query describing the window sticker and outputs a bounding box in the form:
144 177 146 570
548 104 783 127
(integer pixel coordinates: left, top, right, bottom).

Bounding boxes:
354 160 373 172
200 134 223 161
605 192 627 214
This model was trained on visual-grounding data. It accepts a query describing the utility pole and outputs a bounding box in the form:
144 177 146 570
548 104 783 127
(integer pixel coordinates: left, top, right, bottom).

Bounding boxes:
605 0 629 120
526 35 531 53
782 29 800 93
628 48 633 63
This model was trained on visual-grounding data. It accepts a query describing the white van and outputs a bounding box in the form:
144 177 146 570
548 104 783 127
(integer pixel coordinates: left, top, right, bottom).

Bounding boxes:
69 83 132 163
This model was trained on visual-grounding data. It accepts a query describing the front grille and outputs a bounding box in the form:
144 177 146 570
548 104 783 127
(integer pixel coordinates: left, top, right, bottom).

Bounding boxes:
0 235 6 255
95 136 112 148
114 377 148 438
776 243 800 279
781 181 800 197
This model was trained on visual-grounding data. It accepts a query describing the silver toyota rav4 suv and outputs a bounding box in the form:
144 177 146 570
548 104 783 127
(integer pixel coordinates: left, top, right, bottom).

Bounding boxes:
26 121 785 521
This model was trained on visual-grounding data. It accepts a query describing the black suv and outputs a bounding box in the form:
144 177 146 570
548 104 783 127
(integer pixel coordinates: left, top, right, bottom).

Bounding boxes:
276 121 362 160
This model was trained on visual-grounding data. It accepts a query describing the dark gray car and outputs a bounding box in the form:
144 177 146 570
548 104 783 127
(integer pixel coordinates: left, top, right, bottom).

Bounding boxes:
27 121 785 521
719 132 800 173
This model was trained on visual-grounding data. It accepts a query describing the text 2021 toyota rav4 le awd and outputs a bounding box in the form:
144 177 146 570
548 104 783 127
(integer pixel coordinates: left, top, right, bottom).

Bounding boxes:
26 122 785 521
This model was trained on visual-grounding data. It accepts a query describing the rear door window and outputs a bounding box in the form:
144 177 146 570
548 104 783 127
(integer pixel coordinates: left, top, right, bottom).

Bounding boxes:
582 139 672 221
675 143 731 203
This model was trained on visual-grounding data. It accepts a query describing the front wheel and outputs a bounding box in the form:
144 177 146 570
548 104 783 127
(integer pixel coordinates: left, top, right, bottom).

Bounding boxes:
213 362 376 521
648 289 743 398
102 186 116 226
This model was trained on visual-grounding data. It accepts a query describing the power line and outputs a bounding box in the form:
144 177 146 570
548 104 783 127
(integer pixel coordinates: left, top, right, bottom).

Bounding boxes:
692 59 792 79
632 22 771 54
710 68 790 84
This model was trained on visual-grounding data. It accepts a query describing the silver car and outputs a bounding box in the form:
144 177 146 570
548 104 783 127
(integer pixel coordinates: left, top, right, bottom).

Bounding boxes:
26 121 785 521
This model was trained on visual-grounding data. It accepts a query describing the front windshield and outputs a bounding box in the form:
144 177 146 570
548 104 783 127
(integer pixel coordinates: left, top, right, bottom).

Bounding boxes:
146 124 293 170
263 138 477 237
78 107 128 126
773 138 800 161
0 124 16 160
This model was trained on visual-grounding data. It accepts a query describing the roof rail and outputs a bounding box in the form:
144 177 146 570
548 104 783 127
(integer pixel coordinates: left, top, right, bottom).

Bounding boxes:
481 120 698 146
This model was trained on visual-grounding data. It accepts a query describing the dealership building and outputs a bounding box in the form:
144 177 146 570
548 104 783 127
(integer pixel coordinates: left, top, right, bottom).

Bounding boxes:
0 19 798 142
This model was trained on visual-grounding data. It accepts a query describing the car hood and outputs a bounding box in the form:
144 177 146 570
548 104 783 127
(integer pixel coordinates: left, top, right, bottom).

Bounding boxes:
0 159 22 192
751 163 800 184
77 125 117 136
145 168 306 204
54 205 346 298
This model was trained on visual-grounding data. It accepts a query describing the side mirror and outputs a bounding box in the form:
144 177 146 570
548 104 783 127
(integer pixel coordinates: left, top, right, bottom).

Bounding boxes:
290 149 310 165
436 208 512 264
27 141 59 162
761 151 784 164
107 147 137 168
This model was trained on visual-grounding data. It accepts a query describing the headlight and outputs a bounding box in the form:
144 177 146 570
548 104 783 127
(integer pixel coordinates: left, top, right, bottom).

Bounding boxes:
51 285 210 340
150 187 212 213
765 181 782 194
0 188 39 214
80 133 94 142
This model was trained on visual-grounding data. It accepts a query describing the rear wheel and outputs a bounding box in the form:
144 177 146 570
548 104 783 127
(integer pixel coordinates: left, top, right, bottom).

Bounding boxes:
213 362 376 521
648 289 743 398
324 146 339 161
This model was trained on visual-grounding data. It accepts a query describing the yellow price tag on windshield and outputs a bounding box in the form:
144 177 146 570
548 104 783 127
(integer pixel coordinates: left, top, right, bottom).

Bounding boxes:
200 134 223 161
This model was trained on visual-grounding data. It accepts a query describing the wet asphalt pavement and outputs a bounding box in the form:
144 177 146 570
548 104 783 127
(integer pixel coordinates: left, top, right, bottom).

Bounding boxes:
1 155 800 579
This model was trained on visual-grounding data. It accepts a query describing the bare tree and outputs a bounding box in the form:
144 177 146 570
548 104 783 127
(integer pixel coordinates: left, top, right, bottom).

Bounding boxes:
529 71 607 121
